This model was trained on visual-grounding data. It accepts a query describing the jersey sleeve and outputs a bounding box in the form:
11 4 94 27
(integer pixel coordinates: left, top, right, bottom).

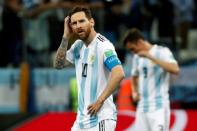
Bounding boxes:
66 40 81 64
160 47 177 64
102 42 121 71
66 48 74 64
131 55 139 76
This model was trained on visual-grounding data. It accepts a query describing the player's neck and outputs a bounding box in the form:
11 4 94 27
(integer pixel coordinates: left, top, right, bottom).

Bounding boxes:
144 41 153 51
84 30 97 47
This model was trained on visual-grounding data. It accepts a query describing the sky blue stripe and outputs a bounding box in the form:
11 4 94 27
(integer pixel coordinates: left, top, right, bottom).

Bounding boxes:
74 42 83 116
89 43 99 127
89 117 98 127
142 60 149 112
154 66 163 109
74 42 83 65
90 44 98 103
74 43 81 60
79 48 89 128
154 51 163 109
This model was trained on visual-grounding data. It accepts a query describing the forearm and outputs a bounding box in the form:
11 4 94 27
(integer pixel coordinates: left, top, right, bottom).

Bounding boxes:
148 55 180 75
131 76 140 102
54 38 68 69
97 66 125 104
131 76 138 93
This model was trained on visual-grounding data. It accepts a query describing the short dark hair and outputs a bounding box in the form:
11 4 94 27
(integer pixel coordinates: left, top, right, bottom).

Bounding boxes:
68 6 92 20
123 28 145 46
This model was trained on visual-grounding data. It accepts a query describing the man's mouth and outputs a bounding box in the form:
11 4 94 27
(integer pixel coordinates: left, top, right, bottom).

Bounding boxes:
77 31 85 37
77 30 84 34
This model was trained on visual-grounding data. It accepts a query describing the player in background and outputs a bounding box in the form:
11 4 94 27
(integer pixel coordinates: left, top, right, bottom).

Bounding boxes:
123 28 180 131
54 6 125 131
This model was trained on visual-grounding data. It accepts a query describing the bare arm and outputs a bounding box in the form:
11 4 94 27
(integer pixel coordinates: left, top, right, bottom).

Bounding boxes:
138 51 180 75
150 56 179 75
53 38 69 69
87 65 125 116
54 16 73 69
131 76 140 102
97 65 125 104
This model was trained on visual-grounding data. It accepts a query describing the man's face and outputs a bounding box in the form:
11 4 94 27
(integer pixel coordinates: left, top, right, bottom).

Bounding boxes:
126 41 141 54
70 11 93 40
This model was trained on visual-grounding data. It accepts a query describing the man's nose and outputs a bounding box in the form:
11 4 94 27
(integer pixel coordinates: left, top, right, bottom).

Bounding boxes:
76 22 81 28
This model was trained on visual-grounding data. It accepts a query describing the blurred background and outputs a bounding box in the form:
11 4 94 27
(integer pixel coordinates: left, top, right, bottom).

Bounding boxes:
0 0 197 130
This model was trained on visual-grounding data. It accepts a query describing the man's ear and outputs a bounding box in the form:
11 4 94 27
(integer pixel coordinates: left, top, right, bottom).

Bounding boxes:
90 18 95 28
137 39 143 45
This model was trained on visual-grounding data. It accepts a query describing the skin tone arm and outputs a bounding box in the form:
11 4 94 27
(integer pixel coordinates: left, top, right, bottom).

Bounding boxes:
138 51 180 75
54 16 72 69
87 65 125 116
131 76 140 102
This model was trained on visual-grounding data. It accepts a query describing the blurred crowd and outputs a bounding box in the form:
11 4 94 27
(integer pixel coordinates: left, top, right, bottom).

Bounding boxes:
0 0 197 67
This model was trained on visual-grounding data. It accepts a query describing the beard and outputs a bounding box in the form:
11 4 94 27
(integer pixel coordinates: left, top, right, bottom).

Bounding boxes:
76 26 91 41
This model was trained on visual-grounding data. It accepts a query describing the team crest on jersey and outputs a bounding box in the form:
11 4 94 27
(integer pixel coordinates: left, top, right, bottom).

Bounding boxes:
150 61 156 65
88 54 95 64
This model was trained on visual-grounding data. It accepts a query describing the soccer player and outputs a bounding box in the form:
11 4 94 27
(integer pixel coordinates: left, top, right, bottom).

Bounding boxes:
54 6 125 131
123 28 180 131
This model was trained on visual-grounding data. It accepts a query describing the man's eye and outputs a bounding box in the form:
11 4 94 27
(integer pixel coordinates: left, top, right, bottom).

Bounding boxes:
79 20 85 23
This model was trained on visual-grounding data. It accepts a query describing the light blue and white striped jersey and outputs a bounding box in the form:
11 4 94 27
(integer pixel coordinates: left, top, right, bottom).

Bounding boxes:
66 33 121 129
131 45 177 113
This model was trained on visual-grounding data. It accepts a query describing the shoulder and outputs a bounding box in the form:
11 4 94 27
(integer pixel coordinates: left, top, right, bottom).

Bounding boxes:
96 34 115 50
161 46 172 55
96 34 108 43
71 40 83 50
153 45 175 61
69 40 83 59
155 45 170 51
153 45 172 54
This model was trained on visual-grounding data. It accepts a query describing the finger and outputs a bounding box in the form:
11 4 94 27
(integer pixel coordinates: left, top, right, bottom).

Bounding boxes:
65 16 71 26
65 16 69 21
90 109 96 117
87 107 93 115
89 109 95 116
137 96 141 101
87 104 93 110
132 96 138 102
87 108 91 114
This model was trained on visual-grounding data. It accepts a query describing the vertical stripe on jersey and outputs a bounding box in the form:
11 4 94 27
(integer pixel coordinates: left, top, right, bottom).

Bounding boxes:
74 43 82 62
89 43 98 126
90 43 98 103
154 52 163 109
79 48 89 128
154 65 162 109
142 59 149 112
